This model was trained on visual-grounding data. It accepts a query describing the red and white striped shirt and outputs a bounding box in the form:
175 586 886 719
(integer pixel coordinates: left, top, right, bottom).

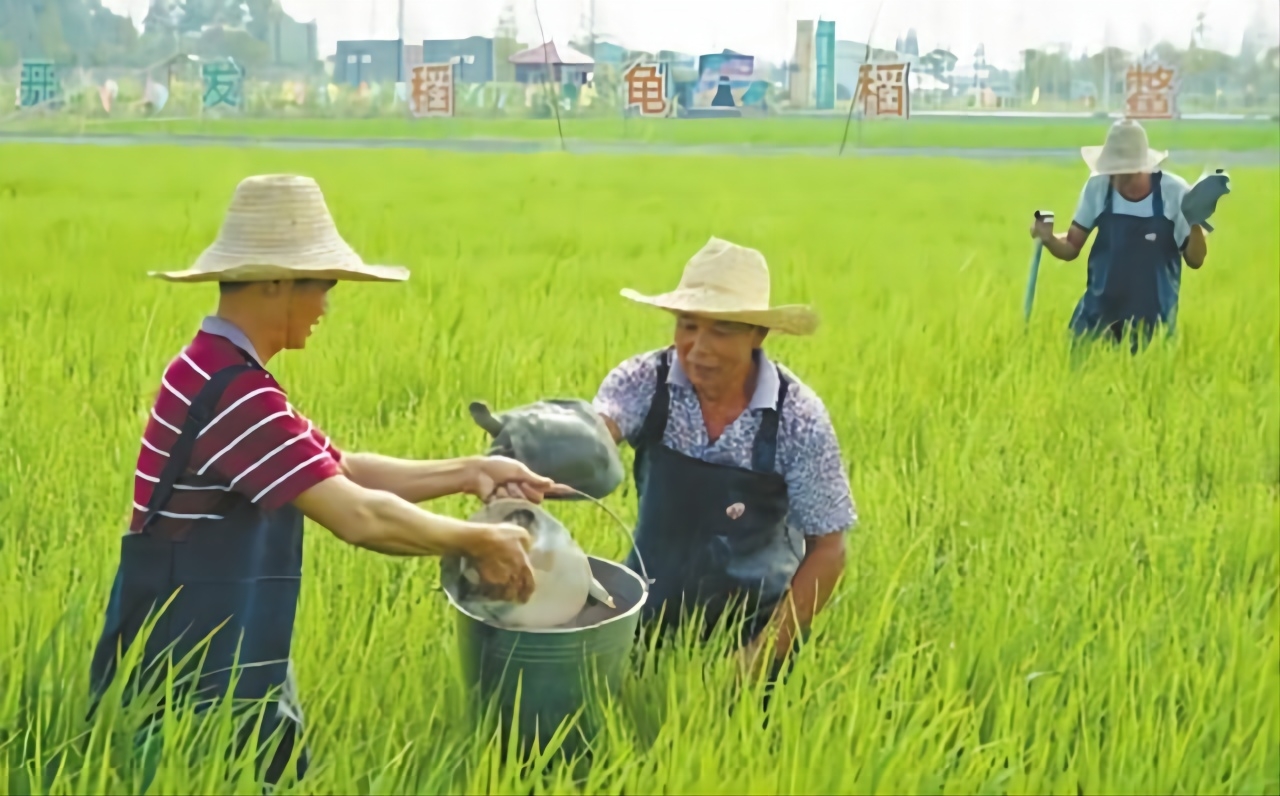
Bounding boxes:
129 321 342 534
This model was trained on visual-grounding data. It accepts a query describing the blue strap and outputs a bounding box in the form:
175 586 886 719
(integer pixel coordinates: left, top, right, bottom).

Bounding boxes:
1150 172 1164 217
637 349 673 448
750 369 789 473
140 362 260 534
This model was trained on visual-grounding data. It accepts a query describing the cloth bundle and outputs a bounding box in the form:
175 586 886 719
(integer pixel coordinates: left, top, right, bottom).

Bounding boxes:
469 399 624 500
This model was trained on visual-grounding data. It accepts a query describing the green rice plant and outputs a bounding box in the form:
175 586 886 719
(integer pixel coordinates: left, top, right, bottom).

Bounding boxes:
0 141 1276 794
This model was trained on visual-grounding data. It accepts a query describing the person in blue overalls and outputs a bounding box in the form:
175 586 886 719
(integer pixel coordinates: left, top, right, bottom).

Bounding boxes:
1031 119 1211 351
592 237 857 687
90 175 555 787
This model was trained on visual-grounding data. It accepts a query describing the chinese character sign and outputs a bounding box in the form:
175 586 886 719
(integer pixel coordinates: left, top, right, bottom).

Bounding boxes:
1124 63 1179 120
19 60 60 108
856 62 911 119
202 60 245 110
624 63 669 117
410 64 454 118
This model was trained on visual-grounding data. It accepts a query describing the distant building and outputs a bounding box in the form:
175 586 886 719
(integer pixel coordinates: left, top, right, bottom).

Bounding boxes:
333 40 402 85
268 14 318 68
657 49 699 107
421 37 495 83
403 44 423 70
509 41 594 84
590 41 629 65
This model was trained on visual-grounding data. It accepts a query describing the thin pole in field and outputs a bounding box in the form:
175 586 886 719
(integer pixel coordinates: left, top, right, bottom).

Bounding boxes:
397 0 406 83
532 0 567 152
838 0 888 156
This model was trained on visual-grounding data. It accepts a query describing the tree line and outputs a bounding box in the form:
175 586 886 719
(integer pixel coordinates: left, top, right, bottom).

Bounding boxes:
0 0 291 69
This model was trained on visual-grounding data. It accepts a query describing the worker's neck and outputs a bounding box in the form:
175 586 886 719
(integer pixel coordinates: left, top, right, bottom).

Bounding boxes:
1116 174 1153 202
215 301 284 363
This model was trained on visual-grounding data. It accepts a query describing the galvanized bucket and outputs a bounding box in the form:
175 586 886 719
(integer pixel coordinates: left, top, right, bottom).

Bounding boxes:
440 492 648 756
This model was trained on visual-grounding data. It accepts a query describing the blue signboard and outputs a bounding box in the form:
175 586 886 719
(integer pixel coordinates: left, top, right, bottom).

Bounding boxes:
815 20 835 110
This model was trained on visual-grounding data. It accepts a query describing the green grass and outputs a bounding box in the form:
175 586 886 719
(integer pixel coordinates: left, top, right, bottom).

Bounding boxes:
3 114 1280 152
0 142 1277 794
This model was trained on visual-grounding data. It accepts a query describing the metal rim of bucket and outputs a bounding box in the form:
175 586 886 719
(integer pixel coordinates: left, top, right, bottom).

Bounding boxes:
442 486 650 635
443 554 647 635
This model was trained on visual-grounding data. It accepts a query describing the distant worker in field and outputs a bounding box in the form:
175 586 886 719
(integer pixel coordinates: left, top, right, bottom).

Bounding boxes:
1030 119 1226 350
89 175 554 785
592 237 856 684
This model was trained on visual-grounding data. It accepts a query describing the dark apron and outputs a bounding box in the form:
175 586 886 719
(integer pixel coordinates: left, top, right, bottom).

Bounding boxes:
1070 173 1183 352
89 359 308 785
623 348 802 649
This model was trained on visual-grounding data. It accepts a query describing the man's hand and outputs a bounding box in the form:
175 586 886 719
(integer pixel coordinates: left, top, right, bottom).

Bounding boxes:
465 522 536 603
470 456 557 503
1030 213 1056 243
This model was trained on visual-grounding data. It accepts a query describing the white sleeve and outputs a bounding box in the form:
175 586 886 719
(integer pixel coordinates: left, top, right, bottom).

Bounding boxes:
1071 177 1103 231
1163 174 1192 249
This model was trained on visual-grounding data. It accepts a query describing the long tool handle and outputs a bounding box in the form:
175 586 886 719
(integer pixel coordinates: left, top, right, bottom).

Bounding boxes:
1024 210 1054 322
1024 241 1043 322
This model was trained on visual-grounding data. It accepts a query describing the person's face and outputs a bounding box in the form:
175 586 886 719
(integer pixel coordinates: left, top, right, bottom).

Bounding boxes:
673 313 767 394
283 279 337 350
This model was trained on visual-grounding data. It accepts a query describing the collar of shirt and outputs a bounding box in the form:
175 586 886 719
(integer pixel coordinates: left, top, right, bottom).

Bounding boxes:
200 316 265 367
667 348 781 411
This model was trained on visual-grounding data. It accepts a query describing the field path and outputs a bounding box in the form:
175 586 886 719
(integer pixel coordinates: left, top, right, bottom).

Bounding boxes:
1 132 1277 166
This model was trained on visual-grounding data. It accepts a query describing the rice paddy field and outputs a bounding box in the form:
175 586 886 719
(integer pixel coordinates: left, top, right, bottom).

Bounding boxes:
1 130 1278 794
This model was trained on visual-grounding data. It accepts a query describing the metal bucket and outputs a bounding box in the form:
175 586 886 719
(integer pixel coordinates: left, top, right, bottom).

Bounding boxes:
440 492 648 756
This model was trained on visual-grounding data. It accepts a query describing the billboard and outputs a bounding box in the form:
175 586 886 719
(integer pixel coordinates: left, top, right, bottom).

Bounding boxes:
693 50 768 110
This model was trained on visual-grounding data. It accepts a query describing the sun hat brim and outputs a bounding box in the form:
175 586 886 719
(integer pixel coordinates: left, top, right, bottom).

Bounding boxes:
149 263 409 283
620 288 819 336
1081 144 1169 176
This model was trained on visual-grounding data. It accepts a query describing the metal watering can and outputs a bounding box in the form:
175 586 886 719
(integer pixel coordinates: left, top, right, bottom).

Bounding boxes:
439 488 648 756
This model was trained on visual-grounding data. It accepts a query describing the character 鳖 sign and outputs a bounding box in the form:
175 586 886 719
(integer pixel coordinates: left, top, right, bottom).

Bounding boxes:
1124 63 1179 120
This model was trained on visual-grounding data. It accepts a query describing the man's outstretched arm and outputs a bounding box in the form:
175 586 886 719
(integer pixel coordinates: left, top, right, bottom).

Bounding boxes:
338 453 555 504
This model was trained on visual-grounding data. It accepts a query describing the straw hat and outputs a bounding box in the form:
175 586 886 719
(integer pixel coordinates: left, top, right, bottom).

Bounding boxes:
1081 119 1168 176
620 237 818 336
151 174 409 283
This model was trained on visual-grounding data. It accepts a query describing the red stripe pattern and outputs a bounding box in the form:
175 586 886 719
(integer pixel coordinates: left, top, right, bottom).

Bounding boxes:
130 331 342 534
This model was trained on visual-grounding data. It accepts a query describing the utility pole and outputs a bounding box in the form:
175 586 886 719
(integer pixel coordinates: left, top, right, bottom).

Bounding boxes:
397 0 406 82
589 0 596 60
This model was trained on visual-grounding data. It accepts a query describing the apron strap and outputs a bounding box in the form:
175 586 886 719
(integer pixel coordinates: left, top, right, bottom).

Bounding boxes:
139 361 260 534
750 365 789 473
637 348 674 447
1150 172 1164 217
1104 179 1115 214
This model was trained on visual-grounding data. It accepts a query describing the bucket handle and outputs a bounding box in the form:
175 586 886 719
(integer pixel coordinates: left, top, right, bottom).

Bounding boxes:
551 485 650 587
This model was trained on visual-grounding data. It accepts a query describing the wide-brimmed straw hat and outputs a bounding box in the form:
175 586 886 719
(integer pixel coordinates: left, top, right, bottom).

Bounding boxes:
620 237 818 336
1081 119 1168 176
150 174 409 283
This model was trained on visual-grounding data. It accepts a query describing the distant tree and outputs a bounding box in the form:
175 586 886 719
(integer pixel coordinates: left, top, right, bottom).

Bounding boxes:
142 0 177 37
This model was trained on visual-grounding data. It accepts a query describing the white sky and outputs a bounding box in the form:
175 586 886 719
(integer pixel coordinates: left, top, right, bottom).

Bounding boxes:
104 0 1280 69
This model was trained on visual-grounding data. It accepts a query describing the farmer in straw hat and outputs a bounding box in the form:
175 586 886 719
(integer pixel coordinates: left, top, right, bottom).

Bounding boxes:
591 237 856 683
89 175 554 785
1030 119 1213 348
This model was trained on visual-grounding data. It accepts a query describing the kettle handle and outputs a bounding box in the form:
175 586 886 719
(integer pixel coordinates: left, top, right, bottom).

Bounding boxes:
553 485 650 587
